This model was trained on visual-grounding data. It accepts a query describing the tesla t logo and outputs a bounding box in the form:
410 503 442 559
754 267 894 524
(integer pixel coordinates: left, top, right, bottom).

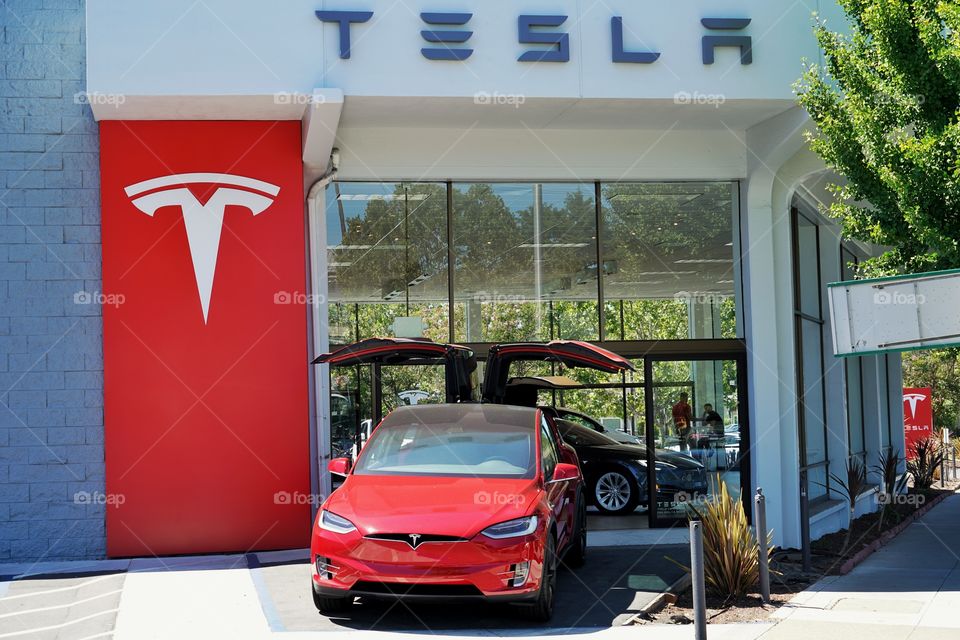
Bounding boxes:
903 392 928 419
408 534 422 548
124 173 281 323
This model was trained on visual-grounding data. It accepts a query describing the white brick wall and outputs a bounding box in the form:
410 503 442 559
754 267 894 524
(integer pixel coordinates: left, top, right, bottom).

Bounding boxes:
0 0 105 561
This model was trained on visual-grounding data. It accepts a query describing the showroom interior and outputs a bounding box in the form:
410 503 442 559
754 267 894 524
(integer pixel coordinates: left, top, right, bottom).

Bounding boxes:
319 179 748 529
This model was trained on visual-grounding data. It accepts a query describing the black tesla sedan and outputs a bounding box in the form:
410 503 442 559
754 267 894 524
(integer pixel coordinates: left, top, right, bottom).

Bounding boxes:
553 419 708 515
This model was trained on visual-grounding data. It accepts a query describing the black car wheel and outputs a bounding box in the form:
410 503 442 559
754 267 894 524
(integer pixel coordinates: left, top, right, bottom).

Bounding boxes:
593 469 639 515
521 534 557 621
564 492 587 568
312 586 352 614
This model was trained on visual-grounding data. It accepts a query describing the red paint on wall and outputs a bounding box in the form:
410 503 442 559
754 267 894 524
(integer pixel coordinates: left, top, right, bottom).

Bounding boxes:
100 121 310 556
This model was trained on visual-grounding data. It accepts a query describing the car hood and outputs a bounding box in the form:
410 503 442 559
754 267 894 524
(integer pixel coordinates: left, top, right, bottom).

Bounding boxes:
324 474 541 538
583 443 704 470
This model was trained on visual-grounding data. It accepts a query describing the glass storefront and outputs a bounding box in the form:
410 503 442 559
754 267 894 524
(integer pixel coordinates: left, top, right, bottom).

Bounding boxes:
322 180 747 526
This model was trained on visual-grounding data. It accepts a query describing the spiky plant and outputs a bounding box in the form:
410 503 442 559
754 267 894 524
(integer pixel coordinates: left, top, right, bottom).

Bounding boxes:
908 436 944 491
685 481 773 602
873 449 907 530
821 457 870 554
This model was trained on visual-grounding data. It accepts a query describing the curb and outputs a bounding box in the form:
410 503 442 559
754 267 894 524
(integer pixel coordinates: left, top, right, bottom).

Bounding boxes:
622 573 692 625
838 490 952 575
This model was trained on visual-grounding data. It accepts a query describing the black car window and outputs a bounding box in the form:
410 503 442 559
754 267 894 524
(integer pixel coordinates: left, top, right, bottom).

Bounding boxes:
540 416 559 480
558 410 604 432
556 419 620 447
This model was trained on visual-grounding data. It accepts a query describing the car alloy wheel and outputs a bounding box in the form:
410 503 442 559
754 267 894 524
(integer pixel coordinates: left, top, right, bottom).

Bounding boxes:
521 534 557 621
565 494 587 567
594 470 637 514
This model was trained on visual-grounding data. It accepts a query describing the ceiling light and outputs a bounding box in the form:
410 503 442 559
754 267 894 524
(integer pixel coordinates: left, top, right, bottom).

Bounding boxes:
674 259 733 264
518 243 589 248
633 271 697 276
337 193 429 201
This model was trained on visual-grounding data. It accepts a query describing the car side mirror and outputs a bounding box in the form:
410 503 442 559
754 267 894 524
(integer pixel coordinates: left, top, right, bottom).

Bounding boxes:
328 457 352 476
549 462 580 483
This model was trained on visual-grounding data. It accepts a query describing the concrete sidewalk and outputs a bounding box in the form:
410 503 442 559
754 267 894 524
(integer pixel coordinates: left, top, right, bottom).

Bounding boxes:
764 491 960 640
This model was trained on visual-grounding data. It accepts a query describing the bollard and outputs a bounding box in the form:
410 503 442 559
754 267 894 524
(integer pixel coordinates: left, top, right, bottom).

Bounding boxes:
690 520 708 640
799 469 812 572
754 488 771 603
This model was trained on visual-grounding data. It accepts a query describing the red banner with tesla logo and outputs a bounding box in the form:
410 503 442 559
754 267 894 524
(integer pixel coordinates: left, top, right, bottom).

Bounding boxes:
903 387 933 459
100 121 310 556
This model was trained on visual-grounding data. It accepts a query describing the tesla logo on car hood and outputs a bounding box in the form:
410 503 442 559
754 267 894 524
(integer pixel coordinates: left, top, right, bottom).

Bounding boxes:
408 533 422 548
124 172 281 324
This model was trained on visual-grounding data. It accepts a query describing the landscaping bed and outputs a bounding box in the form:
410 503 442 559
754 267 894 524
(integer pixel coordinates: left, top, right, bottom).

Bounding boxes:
638 483 958 626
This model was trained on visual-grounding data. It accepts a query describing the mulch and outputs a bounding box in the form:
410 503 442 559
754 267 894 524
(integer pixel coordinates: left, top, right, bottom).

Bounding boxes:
637 483 958 626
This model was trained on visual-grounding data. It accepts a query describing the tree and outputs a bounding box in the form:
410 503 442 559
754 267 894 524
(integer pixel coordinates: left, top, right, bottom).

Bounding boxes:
796 0 960 276
902 347 960 433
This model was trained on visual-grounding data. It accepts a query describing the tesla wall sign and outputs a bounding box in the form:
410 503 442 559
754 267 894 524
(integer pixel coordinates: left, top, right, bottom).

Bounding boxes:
316 11 753 65
100 121 311 556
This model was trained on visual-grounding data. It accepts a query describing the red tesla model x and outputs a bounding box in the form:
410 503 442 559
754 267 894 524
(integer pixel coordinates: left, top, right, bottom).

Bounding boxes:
310 403 585 621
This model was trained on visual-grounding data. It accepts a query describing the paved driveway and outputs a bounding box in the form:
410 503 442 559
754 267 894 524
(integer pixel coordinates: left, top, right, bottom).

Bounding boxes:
252 545 688 632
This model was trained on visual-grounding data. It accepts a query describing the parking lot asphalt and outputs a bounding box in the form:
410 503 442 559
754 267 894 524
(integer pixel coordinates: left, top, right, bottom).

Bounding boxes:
253 544 688 632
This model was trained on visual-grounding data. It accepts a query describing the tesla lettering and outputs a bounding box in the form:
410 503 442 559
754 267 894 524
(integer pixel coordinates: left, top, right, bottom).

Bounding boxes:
124 173 281 324
315 10 753 65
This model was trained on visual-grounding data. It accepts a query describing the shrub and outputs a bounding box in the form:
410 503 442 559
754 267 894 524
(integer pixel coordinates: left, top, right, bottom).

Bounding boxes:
821 457 871 553
873 449 907 530
908 436 944 491
685 481 772 601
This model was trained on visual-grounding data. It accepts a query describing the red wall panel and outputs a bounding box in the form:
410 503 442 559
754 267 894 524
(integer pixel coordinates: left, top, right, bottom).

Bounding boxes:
100 121 311 556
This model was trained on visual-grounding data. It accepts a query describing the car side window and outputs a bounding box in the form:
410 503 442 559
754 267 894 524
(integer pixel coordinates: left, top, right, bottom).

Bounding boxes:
540 417 559 480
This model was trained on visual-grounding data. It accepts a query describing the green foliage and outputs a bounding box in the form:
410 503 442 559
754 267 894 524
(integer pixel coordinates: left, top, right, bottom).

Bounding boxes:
822 457 871 552
685 481 773 601
907 435 945 490
874 448 909 529
902 347 960 432
796 0 960 275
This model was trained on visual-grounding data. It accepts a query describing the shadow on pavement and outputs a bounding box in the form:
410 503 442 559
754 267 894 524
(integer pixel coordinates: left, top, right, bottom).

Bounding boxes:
255 545 687 632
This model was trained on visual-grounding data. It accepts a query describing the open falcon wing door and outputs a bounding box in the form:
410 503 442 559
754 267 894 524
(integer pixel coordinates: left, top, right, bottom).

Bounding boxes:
312 337 479 403
483 340 635 405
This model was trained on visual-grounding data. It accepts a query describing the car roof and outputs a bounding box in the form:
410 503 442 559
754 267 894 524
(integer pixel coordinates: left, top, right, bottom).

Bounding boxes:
382 403 539 429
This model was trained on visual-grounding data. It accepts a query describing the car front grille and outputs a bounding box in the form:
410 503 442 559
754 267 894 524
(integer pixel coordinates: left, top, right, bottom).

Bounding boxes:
364 533 467 548
351 581 483 597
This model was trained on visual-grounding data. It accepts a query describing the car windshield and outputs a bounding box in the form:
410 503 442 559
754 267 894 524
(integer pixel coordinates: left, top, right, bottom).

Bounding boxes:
353 414 536 478
555 419 621 447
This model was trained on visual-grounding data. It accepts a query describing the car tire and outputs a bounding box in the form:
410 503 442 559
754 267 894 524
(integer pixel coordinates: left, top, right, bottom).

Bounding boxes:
520 534 557 622
312 586 352 614
592 469 639 515
564 493 587 568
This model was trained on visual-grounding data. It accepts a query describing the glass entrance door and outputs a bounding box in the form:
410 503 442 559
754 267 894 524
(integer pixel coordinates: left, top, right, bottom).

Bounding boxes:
649 356 747 525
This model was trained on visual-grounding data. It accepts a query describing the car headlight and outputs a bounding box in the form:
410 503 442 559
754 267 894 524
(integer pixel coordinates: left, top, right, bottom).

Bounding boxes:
319 510 357 534
480 516 538 539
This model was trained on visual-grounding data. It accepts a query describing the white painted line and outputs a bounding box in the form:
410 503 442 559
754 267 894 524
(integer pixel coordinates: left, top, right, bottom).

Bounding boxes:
0 588 122 619
0 608 118 638
0 575 119 602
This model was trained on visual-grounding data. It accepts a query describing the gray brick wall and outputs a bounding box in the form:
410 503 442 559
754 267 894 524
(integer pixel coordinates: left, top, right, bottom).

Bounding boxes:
0 0 105 561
